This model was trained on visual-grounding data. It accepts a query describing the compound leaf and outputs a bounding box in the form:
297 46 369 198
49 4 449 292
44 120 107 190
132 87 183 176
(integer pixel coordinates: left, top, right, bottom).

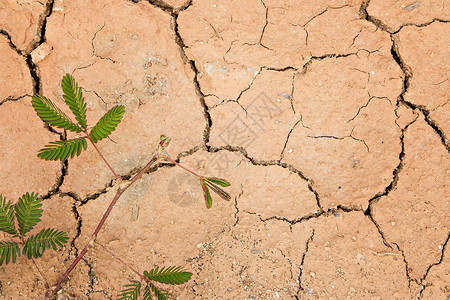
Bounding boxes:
144 266 192 285
61 74 87 130
38 138 87 161
117 280 141 300
0 195 17 236
204 180 231 202
15 192 42 236
205 177 230 187
31 94 82 133
147 283 171 300
90 105 125 143
0 241 20 266
143 285 153 300
200 181 212 209
22 228 69 259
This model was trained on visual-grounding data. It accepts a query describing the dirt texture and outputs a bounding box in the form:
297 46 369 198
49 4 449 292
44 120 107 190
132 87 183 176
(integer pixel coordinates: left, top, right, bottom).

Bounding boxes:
0 0 448 299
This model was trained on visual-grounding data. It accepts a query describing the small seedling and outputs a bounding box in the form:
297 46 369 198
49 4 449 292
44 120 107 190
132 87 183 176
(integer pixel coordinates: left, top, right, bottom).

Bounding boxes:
163 155 231 208
0 73 231 299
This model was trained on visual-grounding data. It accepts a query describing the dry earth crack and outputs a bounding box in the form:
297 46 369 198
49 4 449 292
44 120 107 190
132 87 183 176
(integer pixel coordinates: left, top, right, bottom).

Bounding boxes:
1 0 448 298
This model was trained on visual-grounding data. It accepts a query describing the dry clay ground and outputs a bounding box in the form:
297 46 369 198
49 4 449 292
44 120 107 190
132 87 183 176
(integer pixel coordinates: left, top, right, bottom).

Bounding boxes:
0 0 449 299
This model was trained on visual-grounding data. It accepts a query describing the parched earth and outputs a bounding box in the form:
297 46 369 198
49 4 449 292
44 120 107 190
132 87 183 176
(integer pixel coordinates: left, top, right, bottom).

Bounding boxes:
0 0 449 299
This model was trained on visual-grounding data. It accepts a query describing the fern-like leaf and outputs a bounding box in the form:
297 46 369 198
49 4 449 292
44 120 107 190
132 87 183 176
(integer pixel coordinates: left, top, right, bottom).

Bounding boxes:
31 94 82 133
0 241 20 266
143 285 153 300
0 195 17 236
90 105 125 143
38 138 87 161
61 74 88 130
144 266 193 285
14 192 42 236
117 280 141 300
22 228 69 259
147 283 171 300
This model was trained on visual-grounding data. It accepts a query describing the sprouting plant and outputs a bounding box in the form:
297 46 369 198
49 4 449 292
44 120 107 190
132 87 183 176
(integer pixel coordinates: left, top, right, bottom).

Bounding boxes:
116 267 192 300
14 73 231 299
162 155 231 208
0 192 69 266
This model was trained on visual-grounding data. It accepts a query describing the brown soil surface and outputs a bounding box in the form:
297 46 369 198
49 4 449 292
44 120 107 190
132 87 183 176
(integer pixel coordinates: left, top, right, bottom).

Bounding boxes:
0 0 449 299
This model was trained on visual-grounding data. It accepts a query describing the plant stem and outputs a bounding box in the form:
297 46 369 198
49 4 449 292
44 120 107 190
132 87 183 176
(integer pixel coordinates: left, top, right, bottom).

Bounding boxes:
46 245 90 298
91 187 126 238
46 153 160 298
163 154 201 178
97 242 147 282
86 135 120 182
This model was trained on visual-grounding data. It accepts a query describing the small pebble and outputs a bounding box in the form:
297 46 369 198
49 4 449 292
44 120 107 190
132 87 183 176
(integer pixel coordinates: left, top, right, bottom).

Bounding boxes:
404 2 419 10
131 205 139 221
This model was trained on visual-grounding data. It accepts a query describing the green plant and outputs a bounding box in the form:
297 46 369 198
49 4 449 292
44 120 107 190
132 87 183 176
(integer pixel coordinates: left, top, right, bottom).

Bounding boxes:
17 74 231 299
0 193 69 265
116 267 192 300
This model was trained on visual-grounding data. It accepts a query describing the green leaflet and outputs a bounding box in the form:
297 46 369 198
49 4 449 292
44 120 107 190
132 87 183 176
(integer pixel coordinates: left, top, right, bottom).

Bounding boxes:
61 73 88 130
15 192 42 237
199 177 231 208
117 280 141 300
38 138 87 161
204 180 231 201
118 266 191 300
201 181 213 208
143 285 152 300
205 177 231 187
22 228 69 259
118 281 171 300
0 195 18 236
147 282 171 300
0 241 20 266
90 105 125 143
31 94 82 133
144 266 193 285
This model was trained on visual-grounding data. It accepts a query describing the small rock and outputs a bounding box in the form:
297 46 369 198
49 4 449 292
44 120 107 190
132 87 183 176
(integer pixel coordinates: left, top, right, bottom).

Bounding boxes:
131 204 139 221
404 2 420 10
31 43 53 63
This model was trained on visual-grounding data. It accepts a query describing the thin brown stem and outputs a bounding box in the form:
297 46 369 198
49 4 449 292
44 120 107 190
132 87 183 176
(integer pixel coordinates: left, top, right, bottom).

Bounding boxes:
47 244 91 298
92 188 125 238
97 242 147 282
124 155 160 190
163 154 200 178
47 153 161 298
87 135 120 181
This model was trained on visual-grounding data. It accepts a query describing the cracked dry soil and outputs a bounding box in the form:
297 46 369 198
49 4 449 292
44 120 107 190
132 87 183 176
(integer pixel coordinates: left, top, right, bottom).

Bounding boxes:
0 0 449 299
